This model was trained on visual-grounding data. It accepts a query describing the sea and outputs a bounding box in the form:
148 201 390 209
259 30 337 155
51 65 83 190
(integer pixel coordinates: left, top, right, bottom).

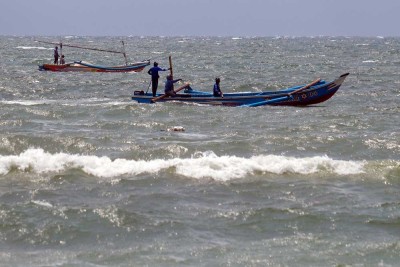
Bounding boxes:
0 36 399 266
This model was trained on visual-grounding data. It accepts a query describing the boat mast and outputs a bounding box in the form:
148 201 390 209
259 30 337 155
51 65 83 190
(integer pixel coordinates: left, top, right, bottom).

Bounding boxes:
121 40 128 66
58 38 62 64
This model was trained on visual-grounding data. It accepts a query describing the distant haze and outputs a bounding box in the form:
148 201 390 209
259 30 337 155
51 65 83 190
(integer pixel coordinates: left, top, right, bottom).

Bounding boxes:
1 0 399 37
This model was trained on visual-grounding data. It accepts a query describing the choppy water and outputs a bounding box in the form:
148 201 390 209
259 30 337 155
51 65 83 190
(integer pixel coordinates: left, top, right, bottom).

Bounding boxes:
0 36 399 266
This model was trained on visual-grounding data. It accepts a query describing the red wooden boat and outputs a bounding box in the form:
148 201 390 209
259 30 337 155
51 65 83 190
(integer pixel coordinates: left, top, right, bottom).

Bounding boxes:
36 40 149 73
39 60 150 73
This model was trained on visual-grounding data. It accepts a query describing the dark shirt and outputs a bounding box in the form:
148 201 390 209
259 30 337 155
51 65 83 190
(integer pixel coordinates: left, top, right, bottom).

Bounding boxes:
165 79 180 93
54 49 59 57
213 83 222 97
148 66 166 80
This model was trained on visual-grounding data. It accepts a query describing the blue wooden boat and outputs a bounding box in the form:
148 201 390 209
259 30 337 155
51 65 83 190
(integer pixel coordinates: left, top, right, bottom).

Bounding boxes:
132 73 349 107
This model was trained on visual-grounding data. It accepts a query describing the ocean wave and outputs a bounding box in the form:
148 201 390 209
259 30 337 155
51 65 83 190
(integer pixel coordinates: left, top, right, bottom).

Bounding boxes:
0 149 371 181
0 100 55 106
16 46 52 50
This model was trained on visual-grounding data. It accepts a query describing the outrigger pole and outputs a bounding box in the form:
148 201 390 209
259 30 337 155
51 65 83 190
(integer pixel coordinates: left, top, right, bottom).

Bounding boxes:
36 40 129 63
169 55 174 90
59 40 62 63
169 55 173 79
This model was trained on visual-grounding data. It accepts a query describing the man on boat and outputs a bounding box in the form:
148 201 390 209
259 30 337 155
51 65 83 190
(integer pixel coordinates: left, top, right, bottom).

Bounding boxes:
164 74 182 97
60 55 65 65
54 46 59 64
148 62 168 97
213 78 223 97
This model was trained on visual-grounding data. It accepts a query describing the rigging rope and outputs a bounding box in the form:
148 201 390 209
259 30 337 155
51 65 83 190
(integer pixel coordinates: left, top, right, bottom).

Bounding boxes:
35 40 124 54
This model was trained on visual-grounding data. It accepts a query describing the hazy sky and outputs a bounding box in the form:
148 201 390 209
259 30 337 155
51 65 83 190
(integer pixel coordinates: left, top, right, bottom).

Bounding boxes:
1 0 399 37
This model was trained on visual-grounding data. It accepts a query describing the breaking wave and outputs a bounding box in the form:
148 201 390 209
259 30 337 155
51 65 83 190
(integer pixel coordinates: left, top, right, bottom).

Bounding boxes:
0 149 372 181
16 46 52 50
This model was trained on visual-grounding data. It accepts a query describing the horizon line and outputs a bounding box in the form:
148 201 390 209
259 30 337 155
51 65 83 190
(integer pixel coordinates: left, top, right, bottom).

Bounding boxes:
1 34 397 38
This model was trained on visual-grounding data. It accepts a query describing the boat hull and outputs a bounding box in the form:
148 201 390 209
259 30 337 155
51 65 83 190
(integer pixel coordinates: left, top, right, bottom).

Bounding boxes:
39 60 150 73
132 73 349 107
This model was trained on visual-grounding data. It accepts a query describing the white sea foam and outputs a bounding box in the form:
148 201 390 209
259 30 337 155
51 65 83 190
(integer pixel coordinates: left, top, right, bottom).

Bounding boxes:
31 200 53 208
0 149 366 181
362 60 378 63
0 100 54 106
16 46 52 50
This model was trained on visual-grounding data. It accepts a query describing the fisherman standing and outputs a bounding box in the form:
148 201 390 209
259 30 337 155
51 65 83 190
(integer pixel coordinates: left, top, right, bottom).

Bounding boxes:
147 62 169 97
213 78 223 97
54 46 59 64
